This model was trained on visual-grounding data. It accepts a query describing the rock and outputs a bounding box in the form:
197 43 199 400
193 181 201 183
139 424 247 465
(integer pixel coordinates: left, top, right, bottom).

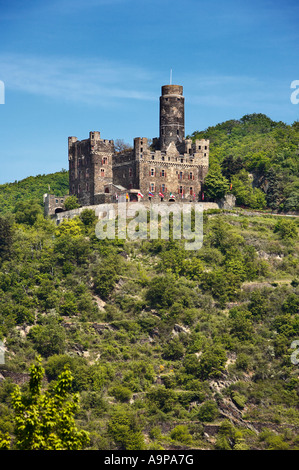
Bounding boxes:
172 324 190 335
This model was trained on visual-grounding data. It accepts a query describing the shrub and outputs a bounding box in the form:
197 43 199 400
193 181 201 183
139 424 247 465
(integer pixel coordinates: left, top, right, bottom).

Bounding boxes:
110 385 132 403
198 400 219 422
107 410 145 450
170 425 193 445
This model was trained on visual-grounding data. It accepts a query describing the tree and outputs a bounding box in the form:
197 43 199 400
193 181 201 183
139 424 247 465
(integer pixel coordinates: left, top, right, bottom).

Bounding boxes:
11 356 90 450
80 208 96 226
203 165 229 201
13 199 44 226
231 170 266 209
114 139 133 153
274 218 297 240
107 409 145 450
28 317 67 357
64 195 80 211
170 425 193 445
221 155 244 179
198 400 219 422
0 215 13 261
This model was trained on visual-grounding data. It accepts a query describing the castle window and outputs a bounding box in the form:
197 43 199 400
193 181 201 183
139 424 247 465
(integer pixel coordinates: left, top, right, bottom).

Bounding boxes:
56 199 58 204
161 184 165 193
151 168 155 177
179 186 183 194
204 153 207 157
181 158 184 163
101 169 105 176
177 130 179 135
140 148 143 152
190 187 193 195
205 146 207 150
198 145 201 150
103 157 108 165
161 169 165 177
162 156 165 161
150 183 155 192
189 172 193 180
152 155 155 160
129 168 132 177
179 171 183 180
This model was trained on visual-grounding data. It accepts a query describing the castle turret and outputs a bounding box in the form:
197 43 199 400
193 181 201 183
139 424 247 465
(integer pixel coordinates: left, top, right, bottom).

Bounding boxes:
159 85 185 151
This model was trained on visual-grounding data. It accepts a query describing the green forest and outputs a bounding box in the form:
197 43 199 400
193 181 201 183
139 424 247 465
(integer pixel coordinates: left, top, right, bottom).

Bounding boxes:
0 113 298 451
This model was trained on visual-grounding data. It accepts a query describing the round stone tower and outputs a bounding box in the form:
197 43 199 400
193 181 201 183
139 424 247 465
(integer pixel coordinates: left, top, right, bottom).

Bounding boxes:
159 84 185 151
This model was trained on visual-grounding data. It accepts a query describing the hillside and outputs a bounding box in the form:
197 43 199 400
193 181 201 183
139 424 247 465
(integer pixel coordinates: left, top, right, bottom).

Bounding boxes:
189 114 299 212
0 170 69 214
0 203 299 450
0 113 298 451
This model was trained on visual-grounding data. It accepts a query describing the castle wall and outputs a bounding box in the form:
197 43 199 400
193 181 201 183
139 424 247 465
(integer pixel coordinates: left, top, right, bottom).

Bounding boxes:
69 131 114 205
43 193 68 217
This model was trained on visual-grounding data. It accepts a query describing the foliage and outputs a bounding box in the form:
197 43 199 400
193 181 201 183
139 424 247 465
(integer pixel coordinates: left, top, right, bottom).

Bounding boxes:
0 170 69 214
13 200 44 226
203 164 229 201
64 195 80 211
11 356 89 450
107 409 145 450
0 171 299 450
189 114 299 211
170 425 193 445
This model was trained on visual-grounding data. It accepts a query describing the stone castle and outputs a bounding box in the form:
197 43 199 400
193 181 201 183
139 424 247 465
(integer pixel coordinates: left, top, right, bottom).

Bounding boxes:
45 84 211 216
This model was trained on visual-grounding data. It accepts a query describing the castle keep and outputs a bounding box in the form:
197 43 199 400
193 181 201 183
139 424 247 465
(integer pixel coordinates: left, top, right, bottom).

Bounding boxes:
68 84 209 206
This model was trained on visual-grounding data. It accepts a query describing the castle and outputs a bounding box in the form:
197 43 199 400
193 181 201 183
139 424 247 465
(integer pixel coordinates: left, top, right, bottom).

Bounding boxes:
44 84 210 216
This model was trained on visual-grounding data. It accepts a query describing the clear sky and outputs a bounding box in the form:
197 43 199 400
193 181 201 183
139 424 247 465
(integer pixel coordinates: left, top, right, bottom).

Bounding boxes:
0 0 298 184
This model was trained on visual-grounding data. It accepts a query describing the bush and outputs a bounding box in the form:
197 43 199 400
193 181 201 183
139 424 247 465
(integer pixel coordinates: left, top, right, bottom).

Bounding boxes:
274 219 297 240
64 195 80 210
198 400 219 422
110 385 132 403
107 410 145 450
170 425 193 445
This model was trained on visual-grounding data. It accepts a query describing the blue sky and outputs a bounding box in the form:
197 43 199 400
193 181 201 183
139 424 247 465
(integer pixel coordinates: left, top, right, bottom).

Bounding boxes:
0 0 298 184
